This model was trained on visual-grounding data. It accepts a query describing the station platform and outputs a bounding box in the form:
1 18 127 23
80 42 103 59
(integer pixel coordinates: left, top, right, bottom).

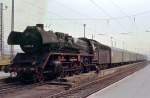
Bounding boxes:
87 64 150 98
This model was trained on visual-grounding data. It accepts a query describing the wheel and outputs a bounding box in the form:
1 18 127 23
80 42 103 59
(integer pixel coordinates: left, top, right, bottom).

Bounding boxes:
17 72 37 84
71 62 82 75
36 67 44 83
80 62 89 73
44 60 63 80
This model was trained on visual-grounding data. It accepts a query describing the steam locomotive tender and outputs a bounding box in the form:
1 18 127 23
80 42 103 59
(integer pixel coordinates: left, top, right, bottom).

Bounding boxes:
7 24 146 82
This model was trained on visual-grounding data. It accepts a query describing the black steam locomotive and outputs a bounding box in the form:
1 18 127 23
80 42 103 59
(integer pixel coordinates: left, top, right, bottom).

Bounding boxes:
7 24 146 82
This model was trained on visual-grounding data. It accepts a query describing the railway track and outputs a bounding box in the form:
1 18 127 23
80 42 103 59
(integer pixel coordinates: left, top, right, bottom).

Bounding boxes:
0 82 39 96
45 62 147 98
0 78 72 97
0 62 147 98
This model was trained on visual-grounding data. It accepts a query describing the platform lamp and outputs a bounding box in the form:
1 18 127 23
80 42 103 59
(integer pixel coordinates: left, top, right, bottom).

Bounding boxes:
10 0 14 59
83 24 86 38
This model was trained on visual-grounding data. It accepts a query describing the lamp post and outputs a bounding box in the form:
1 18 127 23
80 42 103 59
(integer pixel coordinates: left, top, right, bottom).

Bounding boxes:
110 36 113 47
97 33 114 47
96 32 130 49
11 0 14 59
122 41 125 50
0 3 3 57
91 34 93 39
83 24 86 38
119 33 129 50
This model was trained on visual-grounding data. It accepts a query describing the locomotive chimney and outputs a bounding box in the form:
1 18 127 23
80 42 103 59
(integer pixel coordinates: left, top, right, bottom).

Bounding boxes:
36 24 44 30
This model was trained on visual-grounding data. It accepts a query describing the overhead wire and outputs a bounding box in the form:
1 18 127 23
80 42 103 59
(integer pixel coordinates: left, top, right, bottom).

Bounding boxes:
47 0 100 35
24 0 150 21
89 0 128 32
108 0 141 32
108 0 129 17
19 1 97 37
53 0 91 18
15 0 150 37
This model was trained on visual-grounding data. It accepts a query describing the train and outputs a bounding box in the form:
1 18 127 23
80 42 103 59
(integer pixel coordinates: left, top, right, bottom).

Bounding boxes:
6 24 147 83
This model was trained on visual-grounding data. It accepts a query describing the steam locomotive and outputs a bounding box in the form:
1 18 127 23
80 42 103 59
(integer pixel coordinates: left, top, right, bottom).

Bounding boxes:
6 24 146 83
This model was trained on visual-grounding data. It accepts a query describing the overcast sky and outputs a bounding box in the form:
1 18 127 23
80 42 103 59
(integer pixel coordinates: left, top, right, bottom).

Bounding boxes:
1 0 150 57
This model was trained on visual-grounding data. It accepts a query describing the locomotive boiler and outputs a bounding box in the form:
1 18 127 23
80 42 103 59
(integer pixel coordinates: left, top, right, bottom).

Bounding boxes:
8 24 80 53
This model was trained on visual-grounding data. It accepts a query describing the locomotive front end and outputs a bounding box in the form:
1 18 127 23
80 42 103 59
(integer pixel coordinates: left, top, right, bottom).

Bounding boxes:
8 24 44 53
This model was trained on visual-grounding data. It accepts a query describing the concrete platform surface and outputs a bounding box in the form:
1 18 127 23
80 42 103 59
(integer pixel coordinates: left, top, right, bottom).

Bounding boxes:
87 64 150 98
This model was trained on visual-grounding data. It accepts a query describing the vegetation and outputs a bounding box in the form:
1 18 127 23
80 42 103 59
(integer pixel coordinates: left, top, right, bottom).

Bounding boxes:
0 55 11 65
